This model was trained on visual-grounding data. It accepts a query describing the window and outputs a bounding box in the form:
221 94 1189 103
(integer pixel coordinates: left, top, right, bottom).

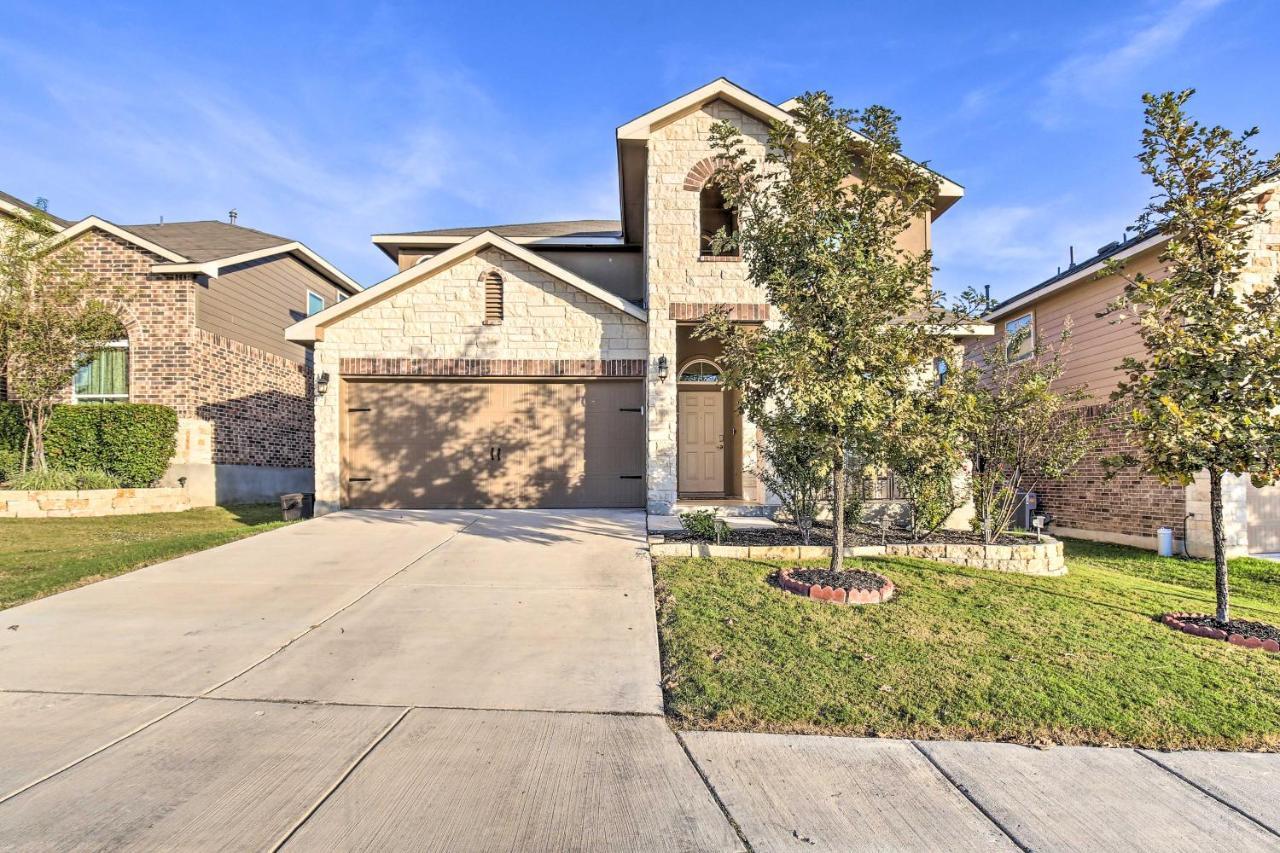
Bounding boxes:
307 291 326 316
678 359 723 384
699 183 738 257
74 339 129 403
483 271 503 324
1005 312 1034 361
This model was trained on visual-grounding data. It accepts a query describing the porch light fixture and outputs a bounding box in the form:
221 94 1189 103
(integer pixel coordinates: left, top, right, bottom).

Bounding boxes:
316 372 330 396
656 356 669 381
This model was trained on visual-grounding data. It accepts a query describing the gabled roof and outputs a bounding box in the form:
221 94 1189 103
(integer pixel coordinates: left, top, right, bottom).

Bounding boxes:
288 230 646 344
0 189 70 228
386 220 622 240
615 77 965 206
43 216 361 294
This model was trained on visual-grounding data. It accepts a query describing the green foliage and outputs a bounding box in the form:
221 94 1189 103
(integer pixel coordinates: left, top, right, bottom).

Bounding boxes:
679 510 730 544
698 91 978 569
958 327 1093 543
755 424 830 544
881 371 969 539
0 403 177 487
0 208 123 470
1104 89 1280 621
0 446 21 483
5 465 119 491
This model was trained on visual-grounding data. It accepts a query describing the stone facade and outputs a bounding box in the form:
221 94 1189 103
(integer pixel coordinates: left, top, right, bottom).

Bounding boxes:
311 248 648 513
644 100 773 513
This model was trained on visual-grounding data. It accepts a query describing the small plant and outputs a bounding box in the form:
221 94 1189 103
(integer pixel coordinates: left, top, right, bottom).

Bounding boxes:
679 509 731 545
4 465 120 491
756 425 830 544
0 447 22 484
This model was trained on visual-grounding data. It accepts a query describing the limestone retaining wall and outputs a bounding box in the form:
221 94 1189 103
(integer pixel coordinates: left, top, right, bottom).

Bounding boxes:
0 487 192 519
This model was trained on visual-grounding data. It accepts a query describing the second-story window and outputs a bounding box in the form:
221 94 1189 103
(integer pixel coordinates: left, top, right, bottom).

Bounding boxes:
1005 312 1034 361
483 271 504 324
699 183 738 257
307 291 326 316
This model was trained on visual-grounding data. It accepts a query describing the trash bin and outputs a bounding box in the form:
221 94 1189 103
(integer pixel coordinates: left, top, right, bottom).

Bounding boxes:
280 492 313 521
1157 526 1174 557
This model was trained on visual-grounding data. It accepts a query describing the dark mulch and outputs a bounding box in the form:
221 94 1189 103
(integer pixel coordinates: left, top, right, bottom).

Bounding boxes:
787 568 888 591
1179 614 1280 644
663 522 1028 547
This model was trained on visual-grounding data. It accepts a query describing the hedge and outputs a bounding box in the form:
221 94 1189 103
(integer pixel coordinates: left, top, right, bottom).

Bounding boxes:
0 403 178 488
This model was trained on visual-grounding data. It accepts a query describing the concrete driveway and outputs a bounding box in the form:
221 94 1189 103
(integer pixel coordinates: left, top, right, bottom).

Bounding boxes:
0 509 739 851
4 509 1280 851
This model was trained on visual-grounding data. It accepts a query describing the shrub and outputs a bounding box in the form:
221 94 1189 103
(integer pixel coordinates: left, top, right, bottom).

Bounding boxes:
679 510 730 544
0 403 177 487
0 446 22 484
756 427 830 544
4 465 119 491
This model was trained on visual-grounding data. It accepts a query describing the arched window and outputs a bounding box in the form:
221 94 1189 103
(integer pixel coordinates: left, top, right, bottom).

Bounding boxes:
677 358 724 384
699 183 738 257
74 322 129 403
483 271 504 324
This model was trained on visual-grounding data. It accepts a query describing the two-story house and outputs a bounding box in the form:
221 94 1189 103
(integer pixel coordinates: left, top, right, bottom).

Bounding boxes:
286 78 964 516
1 190 362 503
969 179 1280 557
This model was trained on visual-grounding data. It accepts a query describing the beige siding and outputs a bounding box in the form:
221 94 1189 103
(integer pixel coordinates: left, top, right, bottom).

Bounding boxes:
196 254 348 363
975 244 1167 404
528 249 643 302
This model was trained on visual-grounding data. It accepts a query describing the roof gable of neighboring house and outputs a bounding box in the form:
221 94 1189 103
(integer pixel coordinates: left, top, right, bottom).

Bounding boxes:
287 231 647 343
42 216 361 294
0 189 70 228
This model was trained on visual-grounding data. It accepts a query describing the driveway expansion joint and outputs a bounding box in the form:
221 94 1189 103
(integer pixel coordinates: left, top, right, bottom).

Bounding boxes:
910 740 1033 852
1136 749 1280 838
674 732 757 853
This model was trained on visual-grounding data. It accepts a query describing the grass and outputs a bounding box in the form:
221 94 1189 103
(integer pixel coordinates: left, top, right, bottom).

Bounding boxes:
654 538 1280 750
0 505 293 609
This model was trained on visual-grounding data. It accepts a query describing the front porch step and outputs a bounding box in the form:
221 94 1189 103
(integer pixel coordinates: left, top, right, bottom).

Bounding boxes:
648 512 778 535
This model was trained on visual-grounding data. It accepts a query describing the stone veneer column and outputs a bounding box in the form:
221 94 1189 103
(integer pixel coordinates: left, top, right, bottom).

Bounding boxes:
312 342 342 515
1185 471 1249 558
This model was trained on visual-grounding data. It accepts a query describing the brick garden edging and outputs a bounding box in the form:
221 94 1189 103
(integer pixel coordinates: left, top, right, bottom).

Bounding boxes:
0 487 192 519
1162 612 1280 653
648 538 1066 576
777 568 895 605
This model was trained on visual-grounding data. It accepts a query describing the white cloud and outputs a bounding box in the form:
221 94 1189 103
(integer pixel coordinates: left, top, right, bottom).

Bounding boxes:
1036 0 1226 127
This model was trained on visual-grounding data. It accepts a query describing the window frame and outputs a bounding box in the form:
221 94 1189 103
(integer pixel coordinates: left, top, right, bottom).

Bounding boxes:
1004 312 1035 362
698 182 739 259
306 290 326 316
677 358 725 385
72 338 130 404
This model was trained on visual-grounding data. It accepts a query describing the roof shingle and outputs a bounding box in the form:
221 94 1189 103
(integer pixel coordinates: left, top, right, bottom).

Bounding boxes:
384 219 622 240
120 220 293 263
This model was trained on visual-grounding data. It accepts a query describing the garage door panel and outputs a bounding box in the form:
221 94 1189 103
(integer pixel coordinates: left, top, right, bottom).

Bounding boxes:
343 379 643 509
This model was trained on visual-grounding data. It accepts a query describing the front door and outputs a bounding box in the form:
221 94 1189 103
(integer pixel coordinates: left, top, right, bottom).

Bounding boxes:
678 391 724 494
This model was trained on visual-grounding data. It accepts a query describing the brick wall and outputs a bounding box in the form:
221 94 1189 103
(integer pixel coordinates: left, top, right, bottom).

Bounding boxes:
1037 404 1186 542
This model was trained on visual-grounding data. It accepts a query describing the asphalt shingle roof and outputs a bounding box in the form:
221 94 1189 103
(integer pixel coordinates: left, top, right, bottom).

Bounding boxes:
120 220 294 263
0 189 70 227
386 219 623 239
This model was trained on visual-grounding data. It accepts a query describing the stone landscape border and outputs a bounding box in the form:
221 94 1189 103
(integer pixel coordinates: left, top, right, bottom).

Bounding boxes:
1162 612 1280 653
777 568 895 605
649 537 1066 576
0 487 192 519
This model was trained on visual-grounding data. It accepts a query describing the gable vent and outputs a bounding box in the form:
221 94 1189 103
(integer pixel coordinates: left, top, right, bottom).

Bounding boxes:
483 271 504 325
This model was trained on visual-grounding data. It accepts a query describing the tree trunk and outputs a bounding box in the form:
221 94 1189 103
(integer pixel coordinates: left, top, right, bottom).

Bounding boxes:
1209 467 1230 623
21 402 48 472
830 449 846 573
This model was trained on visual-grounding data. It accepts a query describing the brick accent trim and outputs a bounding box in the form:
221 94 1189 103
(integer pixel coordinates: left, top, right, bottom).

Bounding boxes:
669 302 769 322
683 156 729 191
339 358 646 378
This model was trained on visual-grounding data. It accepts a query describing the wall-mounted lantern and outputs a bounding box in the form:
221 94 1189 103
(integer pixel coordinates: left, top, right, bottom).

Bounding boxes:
656 356 669 381
316 372 331 396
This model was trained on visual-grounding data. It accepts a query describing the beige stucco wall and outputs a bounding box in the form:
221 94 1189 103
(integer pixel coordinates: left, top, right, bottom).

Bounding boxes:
644 99 774 513
311 246 647 513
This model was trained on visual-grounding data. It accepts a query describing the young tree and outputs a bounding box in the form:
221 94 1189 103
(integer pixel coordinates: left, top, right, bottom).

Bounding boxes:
699 92 967 571
1104 90 1280 622
0 210 120 471
959 327 1093 543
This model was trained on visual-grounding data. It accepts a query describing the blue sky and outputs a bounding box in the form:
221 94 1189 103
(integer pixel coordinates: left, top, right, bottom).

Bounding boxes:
1 0 1275 300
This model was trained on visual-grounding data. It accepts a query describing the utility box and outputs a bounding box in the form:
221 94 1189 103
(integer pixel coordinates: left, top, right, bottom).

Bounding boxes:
280 492 315 522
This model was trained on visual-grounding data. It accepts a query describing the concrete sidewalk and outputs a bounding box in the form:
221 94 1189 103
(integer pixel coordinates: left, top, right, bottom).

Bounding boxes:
2 509 1279 850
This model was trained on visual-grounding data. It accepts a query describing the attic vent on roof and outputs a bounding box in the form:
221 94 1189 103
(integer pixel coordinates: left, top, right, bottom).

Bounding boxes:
1097 241 1121 255
483 271 503 325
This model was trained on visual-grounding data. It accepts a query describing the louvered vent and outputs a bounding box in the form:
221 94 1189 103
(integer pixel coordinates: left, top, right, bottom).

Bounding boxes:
483 271 503 324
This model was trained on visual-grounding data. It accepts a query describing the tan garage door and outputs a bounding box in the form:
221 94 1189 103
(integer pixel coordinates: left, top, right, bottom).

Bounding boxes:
342 379 645 509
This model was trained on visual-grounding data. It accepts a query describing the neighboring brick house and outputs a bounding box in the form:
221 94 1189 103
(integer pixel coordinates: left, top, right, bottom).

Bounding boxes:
0 192 361 503
966 180 1280 556
286 79 976 516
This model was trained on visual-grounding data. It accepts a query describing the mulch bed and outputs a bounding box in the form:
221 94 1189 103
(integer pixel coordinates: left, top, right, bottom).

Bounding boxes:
663 522 1027 547
1162 612 1280 653
776 567 895 605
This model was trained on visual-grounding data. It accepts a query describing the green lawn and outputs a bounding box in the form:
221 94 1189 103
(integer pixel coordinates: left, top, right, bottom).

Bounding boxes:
0 505 293 609
654 539 1280 750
